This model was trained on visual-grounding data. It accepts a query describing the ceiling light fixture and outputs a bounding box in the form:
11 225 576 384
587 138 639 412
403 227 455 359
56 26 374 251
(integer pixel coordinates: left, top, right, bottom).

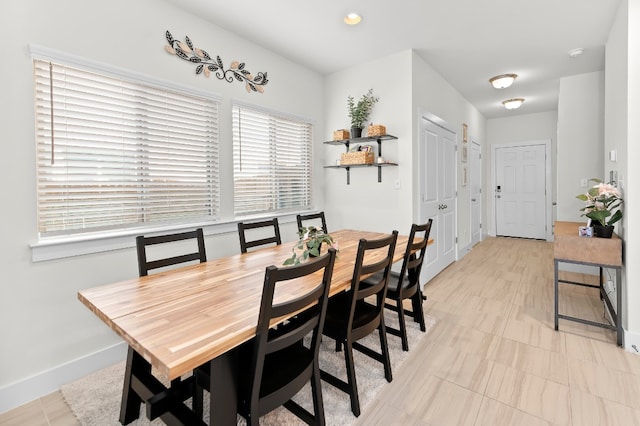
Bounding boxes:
344 13 362 25
489 73 517 89
502 98 525 110
568 48 584 58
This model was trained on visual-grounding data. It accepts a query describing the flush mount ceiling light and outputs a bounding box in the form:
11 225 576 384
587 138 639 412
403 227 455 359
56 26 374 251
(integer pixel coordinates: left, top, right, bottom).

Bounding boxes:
502 98 525 110
489 73 517 89
344 13 362 25
568 47 584 58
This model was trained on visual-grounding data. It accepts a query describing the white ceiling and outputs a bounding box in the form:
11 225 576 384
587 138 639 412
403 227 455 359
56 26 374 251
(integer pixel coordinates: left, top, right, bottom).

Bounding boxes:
165 0 621 119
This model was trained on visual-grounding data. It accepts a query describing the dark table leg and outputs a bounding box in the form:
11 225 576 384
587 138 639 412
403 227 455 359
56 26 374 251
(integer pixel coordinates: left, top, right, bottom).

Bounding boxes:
209 349 239 425
120 346 148 424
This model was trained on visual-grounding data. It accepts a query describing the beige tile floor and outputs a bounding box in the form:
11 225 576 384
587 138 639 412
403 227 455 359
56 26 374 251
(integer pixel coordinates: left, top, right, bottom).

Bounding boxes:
3 236 640 425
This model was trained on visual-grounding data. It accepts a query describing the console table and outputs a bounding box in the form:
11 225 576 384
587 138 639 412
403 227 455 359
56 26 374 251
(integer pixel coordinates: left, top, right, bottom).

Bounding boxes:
554 221 623 346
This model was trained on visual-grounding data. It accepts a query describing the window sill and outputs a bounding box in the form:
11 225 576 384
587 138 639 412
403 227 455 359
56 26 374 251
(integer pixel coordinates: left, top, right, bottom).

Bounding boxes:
30 213 305 262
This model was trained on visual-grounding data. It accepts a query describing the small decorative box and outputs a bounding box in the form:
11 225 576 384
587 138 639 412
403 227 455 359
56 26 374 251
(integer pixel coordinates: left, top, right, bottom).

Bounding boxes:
367 124 386 137
340 151 375 165
578 226 593 237
333 129 350 140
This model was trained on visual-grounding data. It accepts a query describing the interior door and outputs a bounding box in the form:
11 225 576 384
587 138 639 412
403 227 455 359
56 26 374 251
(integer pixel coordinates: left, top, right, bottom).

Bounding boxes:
495 144 546 239
470 141 482 245
420 118 456 285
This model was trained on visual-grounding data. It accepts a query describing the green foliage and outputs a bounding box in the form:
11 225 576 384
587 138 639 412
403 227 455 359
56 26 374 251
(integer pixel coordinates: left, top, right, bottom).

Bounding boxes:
347 88 379 129
283 226 338 266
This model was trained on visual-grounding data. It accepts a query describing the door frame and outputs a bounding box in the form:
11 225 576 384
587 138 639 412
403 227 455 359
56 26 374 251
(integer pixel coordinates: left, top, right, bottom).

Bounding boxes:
469 138 482 245
490 139 552 241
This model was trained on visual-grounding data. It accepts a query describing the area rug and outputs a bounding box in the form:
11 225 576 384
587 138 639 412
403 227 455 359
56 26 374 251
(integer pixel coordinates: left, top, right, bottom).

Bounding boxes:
62 313 436 425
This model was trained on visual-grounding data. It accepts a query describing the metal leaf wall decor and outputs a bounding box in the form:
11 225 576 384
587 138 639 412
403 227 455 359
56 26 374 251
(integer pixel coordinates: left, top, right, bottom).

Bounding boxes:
165 30 268 93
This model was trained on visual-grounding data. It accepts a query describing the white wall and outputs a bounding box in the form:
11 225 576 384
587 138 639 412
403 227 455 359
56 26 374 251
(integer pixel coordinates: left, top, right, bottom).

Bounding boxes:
627 0 640 343
410 51 487 250
323 50 413 233
486 111 559 235
606 0 640 347
322 50 486 250
556 72 605 222
0 0 324 411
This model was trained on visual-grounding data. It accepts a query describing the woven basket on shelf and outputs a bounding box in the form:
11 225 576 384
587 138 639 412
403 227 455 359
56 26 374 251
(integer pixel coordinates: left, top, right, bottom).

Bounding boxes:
367 124 386 137
333 129 350 140
340 151 374 165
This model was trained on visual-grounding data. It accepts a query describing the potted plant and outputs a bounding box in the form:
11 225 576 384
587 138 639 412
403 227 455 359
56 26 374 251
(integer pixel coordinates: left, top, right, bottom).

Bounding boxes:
576 178 623 238
283 226 339 265
347 88 379 138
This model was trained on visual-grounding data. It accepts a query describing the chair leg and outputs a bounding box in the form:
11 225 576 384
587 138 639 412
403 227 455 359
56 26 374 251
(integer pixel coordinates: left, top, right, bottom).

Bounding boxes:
396 298 409 351
343 340 361 417
311 365 326 426
378 321 393 382
411 291 427 332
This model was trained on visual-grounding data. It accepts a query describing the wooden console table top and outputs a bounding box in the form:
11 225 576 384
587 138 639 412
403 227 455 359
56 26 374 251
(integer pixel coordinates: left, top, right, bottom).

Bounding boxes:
554 221 622 267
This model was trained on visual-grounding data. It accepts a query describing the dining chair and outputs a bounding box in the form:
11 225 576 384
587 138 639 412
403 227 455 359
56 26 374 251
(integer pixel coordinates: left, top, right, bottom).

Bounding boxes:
121 228 207 424
363 220 432 351
296 211 328 233
135 228 207 276
320 231 398 417
196 248 337 425
238 218 282 253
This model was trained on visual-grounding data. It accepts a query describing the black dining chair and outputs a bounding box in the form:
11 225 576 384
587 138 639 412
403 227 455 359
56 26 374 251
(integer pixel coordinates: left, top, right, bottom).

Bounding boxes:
196 249 337 425
238 218 282 253
296 212 328 233
135 228 207 276
120 228 207 424
320 231 398 417
363 220 432 351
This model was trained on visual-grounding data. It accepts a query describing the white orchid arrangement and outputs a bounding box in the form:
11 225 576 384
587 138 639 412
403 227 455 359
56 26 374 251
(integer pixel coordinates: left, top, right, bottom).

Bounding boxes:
576 179 623 227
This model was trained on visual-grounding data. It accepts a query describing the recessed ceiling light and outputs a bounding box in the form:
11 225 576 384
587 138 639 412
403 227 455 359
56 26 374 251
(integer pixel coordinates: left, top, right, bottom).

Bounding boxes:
489 74 517 89
568 48 584 58
502 98 525 110
344 13 362 25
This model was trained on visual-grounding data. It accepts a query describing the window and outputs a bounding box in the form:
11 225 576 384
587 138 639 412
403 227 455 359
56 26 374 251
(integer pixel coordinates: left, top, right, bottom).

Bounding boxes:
33 58 220 237
232 104 312 216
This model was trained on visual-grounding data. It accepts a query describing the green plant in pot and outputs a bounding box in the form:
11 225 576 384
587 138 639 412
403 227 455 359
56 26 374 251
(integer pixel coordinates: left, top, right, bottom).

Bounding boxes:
283 226 339 265
576 178 623 237
347 88 378 138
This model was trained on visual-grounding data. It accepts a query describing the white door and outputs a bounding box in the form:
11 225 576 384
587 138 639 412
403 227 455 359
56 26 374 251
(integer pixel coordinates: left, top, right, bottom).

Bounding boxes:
470 141 482 245
495 144 546 239
420 118 456 284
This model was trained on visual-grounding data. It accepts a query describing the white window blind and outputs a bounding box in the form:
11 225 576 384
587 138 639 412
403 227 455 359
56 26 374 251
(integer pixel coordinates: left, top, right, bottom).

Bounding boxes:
34 59 220 237
232 104 312 216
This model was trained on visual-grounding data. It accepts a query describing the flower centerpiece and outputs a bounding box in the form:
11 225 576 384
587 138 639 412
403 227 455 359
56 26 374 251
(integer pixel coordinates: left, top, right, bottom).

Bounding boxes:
283 226 339 266
347 88 379 138
576 178 623 235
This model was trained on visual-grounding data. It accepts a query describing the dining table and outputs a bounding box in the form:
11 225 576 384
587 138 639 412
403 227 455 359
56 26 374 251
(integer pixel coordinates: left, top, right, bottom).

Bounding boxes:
77 228 429 425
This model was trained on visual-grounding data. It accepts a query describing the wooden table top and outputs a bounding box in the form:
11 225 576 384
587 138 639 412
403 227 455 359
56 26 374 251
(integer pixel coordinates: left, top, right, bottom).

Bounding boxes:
554 221 622 267
78 229 422 380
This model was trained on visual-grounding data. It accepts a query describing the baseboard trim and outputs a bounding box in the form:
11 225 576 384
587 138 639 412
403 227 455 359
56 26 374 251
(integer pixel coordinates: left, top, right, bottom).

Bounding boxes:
624 329 640 354
0 342 127 414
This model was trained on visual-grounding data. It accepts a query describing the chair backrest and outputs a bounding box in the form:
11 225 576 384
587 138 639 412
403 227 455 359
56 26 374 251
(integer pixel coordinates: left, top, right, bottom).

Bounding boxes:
348 231 398 339
135 228 206 277
396 220 432 293
296 212 328 233
238 218 282 253
249 248 337 412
